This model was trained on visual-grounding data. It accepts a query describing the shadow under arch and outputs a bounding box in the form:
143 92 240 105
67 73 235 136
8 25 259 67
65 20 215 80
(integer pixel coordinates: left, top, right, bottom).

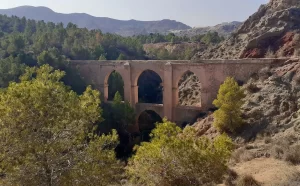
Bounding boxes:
137 70 163 104
138 110 163 142
177 70 201 107
106 70 124 101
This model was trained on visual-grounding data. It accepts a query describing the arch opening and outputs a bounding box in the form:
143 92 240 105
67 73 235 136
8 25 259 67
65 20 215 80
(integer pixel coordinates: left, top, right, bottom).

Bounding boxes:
178 71 201 107
137 70 163 104
138 110 162 142
107 71 124 101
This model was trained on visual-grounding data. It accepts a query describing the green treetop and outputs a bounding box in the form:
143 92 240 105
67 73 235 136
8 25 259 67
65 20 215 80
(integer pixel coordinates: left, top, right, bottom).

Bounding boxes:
213 77 245 133
127 118 234 186
0 65 123 185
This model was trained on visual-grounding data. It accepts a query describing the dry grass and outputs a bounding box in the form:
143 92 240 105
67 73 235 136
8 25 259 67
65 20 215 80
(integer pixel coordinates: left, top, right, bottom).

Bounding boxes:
264 47 275 58
269 137 300 165
224 169 238 186
271 145 285 159
293 48 300 57
276 48 286 58
236 175 261 186
231 148 255 163
232 158 300 186
264 137 272 144
284 144 300 165
292 33 300 46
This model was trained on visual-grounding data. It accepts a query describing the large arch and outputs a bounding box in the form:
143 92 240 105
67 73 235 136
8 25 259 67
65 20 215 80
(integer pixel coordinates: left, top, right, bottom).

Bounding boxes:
105 70 125 101
137 70 163 104
102 68 125 101
138 110 163 142
176 70 202 107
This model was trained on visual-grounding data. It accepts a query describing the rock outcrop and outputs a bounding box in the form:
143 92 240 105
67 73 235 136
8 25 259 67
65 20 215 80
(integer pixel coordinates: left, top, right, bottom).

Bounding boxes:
193 58 300 143
193 0 300 59
241 59 300 141
192 60 300 185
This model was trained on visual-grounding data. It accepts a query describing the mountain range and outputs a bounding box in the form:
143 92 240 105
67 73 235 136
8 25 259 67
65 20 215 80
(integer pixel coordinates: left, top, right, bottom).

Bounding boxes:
0 6 241 37
0 6 191 36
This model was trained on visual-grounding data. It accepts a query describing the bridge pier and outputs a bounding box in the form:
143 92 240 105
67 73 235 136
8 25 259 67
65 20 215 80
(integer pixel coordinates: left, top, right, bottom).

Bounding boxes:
123 62 132 103
163 62 173 121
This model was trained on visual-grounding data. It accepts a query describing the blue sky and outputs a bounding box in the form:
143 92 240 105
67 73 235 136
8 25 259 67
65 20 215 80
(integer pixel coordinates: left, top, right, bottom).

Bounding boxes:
0 0 269 27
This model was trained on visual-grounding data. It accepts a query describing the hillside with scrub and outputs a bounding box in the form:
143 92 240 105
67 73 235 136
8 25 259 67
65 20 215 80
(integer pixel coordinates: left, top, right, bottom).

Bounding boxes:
0 0 300 185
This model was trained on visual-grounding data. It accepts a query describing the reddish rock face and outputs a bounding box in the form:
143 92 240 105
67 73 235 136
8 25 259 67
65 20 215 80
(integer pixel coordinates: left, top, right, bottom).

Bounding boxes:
241 32 297 58
278 32 296 56
242 48 264 58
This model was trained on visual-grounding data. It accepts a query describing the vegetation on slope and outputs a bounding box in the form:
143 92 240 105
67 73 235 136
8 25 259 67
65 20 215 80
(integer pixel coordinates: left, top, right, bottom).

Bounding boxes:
0 65 123 185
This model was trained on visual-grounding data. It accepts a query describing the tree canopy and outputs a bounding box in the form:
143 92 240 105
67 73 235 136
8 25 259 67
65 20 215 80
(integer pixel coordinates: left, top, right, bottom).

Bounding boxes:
127 119 234 186
0 65 123 185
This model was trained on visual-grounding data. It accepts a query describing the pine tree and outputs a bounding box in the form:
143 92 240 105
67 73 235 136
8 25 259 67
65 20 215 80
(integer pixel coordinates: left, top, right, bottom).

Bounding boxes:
213 77 245 132
99 54 107 60
127 119 233 185
117 53 126 60
0 65 122 185
112 91 135 129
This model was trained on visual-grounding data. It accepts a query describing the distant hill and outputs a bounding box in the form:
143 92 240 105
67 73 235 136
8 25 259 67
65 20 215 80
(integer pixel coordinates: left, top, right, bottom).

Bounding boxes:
170 21 242 37
0 6 191 36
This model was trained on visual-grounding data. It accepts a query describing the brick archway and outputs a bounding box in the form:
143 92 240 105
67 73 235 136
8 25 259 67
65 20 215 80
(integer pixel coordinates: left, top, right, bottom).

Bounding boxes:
104 70 125 101
175 70 202 107
136 69 163 104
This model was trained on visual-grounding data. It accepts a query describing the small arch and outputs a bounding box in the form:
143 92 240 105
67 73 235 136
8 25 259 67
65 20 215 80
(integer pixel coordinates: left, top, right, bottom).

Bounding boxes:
177 71 201 107
137 70 163 104
138 110 162 142
106 70 124 101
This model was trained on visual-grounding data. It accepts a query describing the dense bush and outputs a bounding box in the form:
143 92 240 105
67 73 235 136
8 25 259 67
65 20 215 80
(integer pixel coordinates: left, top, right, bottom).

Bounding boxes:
127 119 234 186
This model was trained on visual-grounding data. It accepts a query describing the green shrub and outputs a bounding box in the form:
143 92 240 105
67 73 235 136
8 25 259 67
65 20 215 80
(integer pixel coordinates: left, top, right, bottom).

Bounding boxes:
213 77 245 132
127 119 234 186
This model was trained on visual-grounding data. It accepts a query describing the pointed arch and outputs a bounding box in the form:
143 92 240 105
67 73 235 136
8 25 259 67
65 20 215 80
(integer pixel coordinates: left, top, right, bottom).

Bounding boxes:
177 70 201 107
105 70 124 101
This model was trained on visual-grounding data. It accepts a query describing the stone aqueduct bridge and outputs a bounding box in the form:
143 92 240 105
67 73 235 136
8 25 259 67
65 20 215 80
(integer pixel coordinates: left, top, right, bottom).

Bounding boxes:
71 59 284 127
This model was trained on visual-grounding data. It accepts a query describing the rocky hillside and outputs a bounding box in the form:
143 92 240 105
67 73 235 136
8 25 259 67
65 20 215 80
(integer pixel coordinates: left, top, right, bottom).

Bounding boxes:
0 6 191 36
194 0 300 59
193 59 300 185
171 21 242 38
